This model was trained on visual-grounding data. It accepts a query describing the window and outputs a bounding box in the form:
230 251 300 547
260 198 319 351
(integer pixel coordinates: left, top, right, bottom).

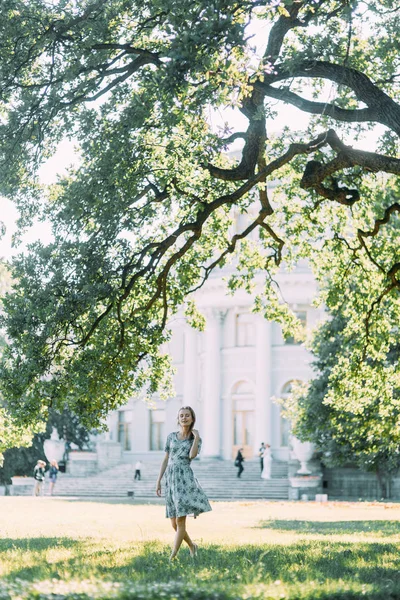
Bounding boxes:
233 409 255 446
284 311 307 345
150 409 166 451
235 313 255 347
233 380 254 395
232 381 255 457
118 411 132 451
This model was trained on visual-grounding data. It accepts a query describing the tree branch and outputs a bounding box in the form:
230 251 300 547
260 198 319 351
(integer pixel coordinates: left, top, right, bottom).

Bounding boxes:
256 83 379 124
357 203 400 282
358 203 400 239
268 61 400 135
300 129 400 202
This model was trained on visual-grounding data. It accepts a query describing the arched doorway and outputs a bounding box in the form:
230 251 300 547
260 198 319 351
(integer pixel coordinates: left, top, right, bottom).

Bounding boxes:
232 380 255 459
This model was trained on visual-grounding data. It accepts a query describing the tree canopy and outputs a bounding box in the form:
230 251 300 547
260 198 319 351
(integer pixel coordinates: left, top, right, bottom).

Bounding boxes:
0 0 399 427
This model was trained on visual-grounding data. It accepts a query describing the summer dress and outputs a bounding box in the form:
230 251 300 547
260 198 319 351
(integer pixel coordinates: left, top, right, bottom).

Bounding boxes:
164 432 212 519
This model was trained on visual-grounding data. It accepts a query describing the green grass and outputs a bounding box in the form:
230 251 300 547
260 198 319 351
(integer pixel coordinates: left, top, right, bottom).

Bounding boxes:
1 498 400 599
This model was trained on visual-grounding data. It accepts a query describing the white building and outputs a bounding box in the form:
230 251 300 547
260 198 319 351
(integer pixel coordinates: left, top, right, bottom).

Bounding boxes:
105 261 325 464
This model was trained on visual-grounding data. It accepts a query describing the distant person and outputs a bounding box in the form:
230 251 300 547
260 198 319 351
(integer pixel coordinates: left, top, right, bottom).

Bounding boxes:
235 448 245 478
134 460 143 480
33 460 46 496
48 460 59 495
259 442 266 472
63 440 71 463
261 444 272 480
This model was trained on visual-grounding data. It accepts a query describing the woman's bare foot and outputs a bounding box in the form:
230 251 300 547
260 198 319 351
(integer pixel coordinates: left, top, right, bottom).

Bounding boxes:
189 543 198 558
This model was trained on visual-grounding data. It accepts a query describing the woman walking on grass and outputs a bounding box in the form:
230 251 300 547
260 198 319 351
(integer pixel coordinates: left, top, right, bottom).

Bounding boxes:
156 406 212 560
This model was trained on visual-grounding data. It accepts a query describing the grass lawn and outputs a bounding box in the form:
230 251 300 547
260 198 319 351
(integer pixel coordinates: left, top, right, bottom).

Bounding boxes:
1 498 400 599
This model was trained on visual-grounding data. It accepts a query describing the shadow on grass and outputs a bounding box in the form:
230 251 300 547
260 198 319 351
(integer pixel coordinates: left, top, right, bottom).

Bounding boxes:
0 537 79 553
0 537 88 580
2 536 400 597
55 497 165 506
257 519 400 535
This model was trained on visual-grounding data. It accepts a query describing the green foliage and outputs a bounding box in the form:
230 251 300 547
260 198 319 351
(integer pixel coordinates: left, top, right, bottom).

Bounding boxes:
0 408 42 471
0 0 398 426
0 262 42 466
0 408 92 484
0 260 91 474
289 309 400 476
285 180 400 487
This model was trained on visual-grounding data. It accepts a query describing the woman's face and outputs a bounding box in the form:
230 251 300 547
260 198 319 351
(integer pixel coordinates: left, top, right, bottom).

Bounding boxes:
178 409 193 428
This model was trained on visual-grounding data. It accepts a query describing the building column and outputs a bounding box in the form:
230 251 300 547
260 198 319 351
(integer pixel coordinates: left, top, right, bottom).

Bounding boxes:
202 309 224 458
183 325 198 412
255 316 272 451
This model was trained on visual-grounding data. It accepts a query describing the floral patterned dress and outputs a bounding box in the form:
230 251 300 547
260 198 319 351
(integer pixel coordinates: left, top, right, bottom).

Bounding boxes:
163 431 212 519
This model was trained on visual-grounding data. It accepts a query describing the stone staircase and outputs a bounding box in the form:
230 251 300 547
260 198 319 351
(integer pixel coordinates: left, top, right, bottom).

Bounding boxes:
13 460 289 500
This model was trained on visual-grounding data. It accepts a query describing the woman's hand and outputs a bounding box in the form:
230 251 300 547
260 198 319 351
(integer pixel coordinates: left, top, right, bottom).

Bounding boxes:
189 430 200 460
156 481 162 497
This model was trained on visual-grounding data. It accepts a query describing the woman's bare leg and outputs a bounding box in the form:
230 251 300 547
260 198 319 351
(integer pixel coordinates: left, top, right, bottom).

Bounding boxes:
170 516 195 559
170 517 195 552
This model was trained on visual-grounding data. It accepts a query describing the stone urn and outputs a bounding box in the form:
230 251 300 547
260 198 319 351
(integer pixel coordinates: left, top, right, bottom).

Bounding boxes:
289 475 321 488
43 428 66 463
291 436 315 475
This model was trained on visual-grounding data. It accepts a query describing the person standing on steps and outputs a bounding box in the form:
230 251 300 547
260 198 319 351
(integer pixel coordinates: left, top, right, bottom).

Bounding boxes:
156 406 212 561
259 442 266 473
235 448 245 478
134 460 143 480
261 444 272 480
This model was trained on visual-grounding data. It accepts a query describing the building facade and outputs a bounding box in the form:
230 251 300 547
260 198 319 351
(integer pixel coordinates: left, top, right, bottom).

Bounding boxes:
105 261 325 464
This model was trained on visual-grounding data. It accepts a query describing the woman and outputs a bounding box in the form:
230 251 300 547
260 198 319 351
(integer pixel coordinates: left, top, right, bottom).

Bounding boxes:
156 406 212 560
48 459 59 495
261 444 272 480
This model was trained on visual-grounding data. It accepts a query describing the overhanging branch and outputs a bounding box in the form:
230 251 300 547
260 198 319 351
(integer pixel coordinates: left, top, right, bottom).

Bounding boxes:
256 83 379 124
267 61 400 135
299 130 400 202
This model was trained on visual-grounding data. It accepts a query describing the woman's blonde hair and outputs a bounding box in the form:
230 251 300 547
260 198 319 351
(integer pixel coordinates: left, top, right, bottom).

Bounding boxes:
177 406 196 434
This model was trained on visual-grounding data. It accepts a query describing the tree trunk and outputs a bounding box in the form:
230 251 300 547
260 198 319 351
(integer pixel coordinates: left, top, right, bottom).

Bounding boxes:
376 467 388 499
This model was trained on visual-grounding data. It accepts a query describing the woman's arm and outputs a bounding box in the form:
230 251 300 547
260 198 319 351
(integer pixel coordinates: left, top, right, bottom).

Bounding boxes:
156 452 169 496
189 429 200 460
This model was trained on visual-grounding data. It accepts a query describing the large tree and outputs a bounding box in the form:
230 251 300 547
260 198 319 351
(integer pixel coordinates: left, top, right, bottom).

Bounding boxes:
0 0 399 427
286 306 400 498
